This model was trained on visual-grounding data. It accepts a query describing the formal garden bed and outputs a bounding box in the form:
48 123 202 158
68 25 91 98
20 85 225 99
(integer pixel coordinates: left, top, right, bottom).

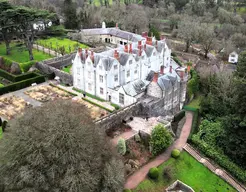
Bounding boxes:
36 37 88 54
0 95 30 120
133 151 237 192
124 136 152 176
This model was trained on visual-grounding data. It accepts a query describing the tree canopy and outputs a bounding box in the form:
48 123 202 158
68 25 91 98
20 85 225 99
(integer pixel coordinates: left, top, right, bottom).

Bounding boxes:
0 100 124 192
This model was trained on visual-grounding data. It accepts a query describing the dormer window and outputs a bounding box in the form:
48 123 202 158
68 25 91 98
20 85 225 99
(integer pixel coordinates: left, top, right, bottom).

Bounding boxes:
153 52 156 56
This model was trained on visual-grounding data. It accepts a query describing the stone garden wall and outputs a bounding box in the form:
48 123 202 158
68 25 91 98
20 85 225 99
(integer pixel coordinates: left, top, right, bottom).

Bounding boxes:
95 102 142 130
35 62 73 85
42 53 76 69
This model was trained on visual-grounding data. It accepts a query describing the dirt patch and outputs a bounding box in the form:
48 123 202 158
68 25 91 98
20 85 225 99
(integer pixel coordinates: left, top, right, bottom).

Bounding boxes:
106 123 132 138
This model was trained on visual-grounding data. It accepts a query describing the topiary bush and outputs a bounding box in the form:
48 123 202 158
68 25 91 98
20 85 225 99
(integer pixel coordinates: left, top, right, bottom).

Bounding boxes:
117 138 126 155
171 149 180 158
148 167 159 180
150 124 173 156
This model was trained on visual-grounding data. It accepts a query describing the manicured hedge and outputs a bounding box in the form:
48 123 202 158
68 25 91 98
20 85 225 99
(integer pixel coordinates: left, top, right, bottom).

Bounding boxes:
173 56 182 66
0 69 38 82
171 149 180 158
111 103 120 110
148 167 159 180
82 97 113 113
173 110 185 122
191 136 246 182
0 74 45 95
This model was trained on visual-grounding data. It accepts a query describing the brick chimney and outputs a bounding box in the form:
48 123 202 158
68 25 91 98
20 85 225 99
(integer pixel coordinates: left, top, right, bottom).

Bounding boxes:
138 41 142 56
124 45 128 53
187 65 191 73
180 71 184 81
160 65 164 75
116 23 118 29
90 50 94 62
78 48 82 53
78 48 82 58
153 72 158 83
114 50 119 60
85 49 88 58
160 35 165 40
129 44 132 53
169 65 172 73
146 37 152 45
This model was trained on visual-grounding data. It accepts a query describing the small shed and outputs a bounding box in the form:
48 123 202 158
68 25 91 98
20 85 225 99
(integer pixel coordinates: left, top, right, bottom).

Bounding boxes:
228 51 238 64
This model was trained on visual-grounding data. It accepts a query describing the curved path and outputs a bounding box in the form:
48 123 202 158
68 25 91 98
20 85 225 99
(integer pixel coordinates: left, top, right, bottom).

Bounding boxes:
124 111 193 189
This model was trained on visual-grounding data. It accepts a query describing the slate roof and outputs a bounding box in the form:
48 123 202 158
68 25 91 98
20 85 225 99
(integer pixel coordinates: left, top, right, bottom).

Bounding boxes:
157 75 173 91
122 79 150 96
80 28 143 42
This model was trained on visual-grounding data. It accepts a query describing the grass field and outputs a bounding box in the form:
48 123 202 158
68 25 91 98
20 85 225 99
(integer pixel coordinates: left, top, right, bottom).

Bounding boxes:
133 151 236 192
37 37 88 54
0 42 52 63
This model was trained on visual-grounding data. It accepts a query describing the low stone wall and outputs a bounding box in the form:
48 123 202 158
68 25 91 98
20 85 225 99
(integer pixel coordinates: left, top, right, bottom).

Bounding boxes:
42 53 76 69
35 62 73 85
95 102 142 131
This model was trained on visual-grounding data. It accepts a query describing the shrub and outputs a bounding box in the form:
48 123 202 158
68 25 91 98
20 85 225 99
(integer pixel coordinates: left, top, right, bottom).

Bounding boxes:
123 189 132 192
150 124 173 156
134 134 141 142
173 110 185 122
187 70 199 98
171 149 180 158
117 138 126 155
173 56 182 66
2 120 8 132
163 166 173 181
111 103 120 110
148 167 159 180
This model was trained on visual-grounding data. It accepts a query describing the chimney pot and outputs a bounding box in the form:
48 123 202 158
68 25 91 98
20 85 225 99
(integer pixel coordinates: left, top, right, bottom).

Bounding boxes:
187 65 191 73
160 65 164 75
153 72 158 83
180 71 184 81
129 44 132 53
116 23 118 29
78 48 82 53
169 65 172 73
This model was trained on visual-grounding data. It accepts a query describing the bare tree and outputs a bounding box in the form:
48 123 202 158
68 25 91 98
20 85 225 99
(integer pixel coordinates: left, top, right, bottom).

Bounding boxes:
177 15 199 52
0 100 124 192
197 23 216 58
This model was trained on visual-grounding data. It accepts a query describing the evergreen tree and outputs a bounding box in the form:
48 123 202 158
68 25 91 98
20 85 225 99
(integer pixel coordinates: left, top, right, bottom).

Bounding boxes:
63 0 78 29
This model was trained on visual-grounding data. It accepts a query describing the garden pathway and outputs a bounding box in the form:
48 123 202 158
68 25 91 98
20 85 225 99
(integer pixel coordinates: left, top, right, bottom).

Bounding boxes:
124 111 193 189
56 85 115 111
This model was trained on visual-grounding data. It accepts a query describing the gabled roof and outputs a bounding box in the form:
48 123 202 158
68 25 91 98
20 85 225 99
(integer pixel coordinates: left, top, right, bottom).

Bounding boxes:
157 75 173 90
166 180 194 192
80 27 144 42
122 79 150 97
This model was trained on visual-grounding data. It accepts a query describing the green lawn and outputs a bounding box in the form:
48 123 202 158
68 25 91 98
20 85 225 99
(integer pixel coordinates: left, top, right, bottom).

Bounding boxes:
0 42 53 63
36 37 88 54
133 151 236 192
186 95 202 109
62 65 72 74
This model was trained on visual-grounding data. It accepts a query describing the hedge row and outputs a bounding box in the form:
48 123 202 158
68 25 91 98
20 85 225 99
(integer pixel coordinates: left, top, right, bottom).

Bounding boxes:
173 110 185 122
0 69 38 82
191 136 246 182
173 56 182 66
49 83 78 96
0 74 45 95
82 97 113 113
110 103 120 110
73 87 106 102
184 107 200 141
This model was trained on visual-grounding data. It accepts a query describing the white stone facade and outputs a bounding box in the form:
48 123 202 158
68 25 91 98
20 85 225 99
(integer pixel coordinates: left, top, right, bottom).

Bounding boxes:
72 27 187 109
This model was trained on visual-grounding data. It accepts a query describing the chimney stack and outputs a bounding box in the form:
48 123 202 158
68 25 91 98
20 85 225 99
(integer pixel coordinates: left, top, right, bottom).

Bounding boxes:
78 48 82 53
146 37 153 45
116 23 118 29
138 41 142 56
160 35 165 40
124 45 128 53
180 71 184 81
169 65 172 73
78 48 82 58
160 65 164 75
114 50 119 60
129 44 132 53
153 72 158 83
85 49 88 58
90 50 94 62
187 65 191 73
